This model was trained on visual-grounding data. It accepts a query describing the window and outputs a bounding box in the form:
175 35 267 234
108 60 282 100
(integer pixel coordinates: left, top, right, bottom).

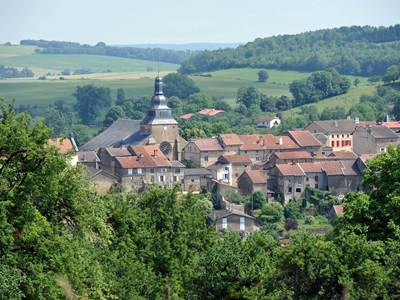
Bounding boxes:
380 147 386 153
137 168 142 175
336 141 340 147
150 168 155 173
314 175 319 181
128 169 133 175
341 140 345 147
337 134 339 138
191 179 195 183
159 175 165 182
235 173 239 177
288 186 292 193
342 134 345 138
222 218 228 229
256 156 260 161
240 217 245 231
331 134 334 138
151 176 155 183
315 183 319 188
173 176 178 182
160 168 168 173
224 167 229 171
296 187 302 193
224 173 229 180
331 141 335 147
306 177 309 181
204 156 209 162
174 168 180 173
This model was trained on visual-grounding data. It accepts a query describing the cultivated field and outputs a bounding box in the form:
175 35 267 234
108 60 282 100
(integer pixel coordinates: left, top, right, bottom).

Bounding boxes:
0 45 178 76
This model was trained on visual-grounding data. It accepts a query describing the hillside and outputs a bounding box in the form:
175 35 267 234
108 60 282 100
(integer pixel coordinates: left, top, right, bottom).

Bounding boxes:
179 25 400 76
0 45 178 77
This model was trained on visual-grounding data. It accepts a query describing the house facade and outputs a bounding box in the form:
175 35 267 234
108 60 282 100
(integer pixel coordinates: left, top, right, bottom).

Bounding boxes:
353 125 400 154
208 209 259 234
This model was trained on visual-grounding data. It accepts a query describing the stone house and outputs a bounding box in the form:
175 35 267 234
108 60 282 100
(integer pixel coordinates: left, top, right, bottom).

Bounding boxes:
183 168 212 192
183 138 224 168
208 155 252 187
207 209 259 234
257 116 281 128
261 134 300 158
217 134 244 155
97 147 132 175
77 150 100 169
237 169 269 197
270 163 306 203
263 150 313 172
353 125 400 155
304 118 375 152
287 130 323 154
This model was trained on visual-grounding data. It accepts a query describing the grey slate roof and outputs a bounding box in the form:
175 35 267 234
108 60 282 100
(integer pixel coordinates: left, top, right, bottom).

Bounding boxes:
368 125 399 139
208 209 255 221
184 168 212 176
80 119 141 150
307 119 375 134
77 150 100 162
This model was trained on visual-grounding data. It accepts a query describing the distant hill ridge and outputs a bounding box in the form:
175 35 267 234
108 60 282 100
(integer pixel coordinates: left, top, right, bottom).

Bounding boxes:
20 39 191 64
179 25 400 76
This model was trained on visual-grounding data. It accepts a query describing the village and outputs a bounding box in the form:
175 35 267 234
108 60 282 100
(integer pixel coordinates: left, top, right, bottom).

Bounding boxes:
49 75 400 235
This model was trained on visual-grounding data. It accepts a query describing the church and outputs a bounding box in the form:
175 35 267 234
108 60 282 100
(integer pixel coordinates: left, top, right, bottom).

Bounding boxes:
80 76 187 160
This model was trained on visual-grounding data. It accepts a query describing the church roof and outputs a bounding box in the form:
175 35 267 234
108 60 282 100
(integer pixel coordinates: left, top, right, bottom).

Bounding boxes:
80 119 141 150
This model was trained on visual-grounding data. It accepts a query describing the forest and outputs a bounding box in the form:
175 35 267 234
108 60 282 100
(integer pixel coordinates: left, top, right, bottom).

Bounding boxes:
20 39 191 64
1 97 400 299
179 25 400 76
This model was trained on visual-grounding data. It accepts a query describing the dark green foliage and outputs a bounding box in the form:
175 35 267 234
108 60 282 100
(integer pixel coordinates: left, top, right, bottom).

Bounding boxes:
258 69 269 82
179 25 400 76
103 105 126 127
289 69 351 106
0 65 34 79
237 86 261 108
21 39 190 64
73 85 112 125
211 184 223 209
382 64 400 83
284 199 303 219
163 73 200 99
115 87 126 105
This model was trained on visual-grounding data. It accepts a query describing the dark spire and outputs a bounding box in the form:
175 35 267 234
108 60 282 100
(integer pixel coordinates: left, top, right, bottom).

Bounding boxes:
154 76 163 95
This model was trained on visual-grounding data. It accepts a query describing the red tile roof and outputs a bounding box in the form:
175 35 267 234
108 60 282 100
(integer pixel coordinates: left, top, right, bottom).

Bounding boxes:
198 108 225 116
382 121 400 129
288 130 321 147
240 143 265 151
276 163 304 176
245 170 267 184
130 145 171 168
275 151 312 160
220 155 252 164
219 133 244 146
329 151 358 159
262 134 300 150
116 156 147 168
239 134 261 144
48 138 75 154
298 162 323 173
180 113 194 120
192 138 224 151
320 161 344 175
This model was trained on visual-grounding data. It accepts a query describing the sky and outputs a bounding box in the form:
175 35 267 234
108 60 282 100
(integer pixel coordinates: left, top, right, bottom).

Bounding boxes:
1 0 399 45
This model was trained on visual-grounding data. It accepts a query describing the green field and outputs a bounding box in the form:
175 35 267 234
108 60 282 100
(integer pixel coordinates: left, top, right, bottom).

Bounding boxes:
0 45 178 76
282 85 376 119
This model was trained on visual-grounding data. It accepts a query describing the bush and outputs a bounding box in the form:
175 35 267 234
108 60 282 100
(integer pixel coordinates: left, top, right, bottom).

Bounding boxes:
285 218 299 230
304 216 314 225
284 200 303 219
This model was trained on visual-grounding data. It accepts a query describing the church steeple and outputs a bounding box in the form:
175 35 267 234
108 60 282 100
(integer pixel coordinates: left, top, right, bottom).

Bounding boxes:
141 76 177 126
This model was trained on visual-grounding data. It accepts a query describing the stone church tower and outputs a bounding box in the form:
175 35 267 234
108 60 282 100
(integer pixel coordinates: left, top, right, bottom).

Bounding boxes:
140 76 185 160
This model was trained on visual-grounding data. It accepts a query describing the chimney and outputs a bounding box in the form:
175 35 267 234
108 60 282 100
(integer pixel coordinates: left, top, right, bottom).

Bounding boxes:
279 137 283 145
355 117 359 124
153 149 157 157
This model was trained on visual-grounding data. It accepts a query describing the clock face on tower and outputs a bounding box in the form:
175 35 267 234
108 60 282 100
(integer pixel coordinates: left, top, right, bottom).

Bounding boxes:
160 141 172 155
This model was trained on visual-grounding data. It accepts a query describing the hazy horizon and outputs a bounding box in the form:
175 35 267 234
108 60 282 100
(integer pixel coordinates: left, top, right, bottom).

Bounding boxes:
1 0 399 45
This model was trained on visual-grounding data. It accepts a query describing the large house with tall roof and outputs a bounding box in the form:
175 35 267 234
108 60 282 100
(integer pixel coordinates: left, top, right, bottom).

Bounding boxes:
353 125 400 154
80 76 186 161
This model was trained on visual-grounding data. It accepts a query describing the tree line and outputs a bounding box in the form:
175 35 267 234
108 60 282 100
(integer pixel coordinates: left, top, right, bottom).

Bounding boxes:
1 100 400 299
179 25 400 76
20 39 191 64
0 65 34 79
